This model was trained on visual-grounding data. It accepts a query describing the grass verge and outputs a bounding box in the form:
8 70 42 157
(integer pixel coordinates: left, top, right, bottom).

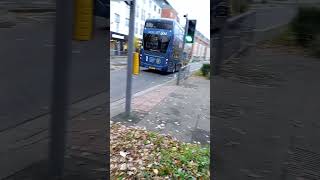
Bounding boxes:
265 6 320 58
110 123 210 179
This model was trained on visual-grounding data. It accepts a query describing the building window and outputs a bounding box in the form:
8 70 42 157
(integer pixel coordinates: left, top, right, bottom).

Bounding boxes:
140 24 144 35
148 13 151 19
143 0 146 4
114 13 120 32
149 0 152 8
136 5 139 17
125 18 129 27
141 9 145 20
135 22 138 34
115 13 120 23
158 9 160 14
154 5 156 11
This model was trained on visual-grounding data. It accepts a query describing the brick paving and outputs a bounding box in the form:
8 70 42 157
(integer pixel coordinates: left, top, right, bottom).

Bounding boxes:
112 76 210 146
135 77 210 144
132 85 178 113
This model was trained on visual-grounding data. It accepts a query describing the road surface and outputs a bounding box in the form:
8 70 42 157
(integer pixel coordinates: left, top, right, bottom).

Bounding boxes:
0 16 107 132
110 62 205 103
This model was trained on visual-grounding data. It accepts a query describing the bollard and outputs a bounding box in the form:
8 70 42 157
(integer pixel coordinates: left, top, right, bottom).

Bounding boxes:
133 52 140 75
73 0 94 41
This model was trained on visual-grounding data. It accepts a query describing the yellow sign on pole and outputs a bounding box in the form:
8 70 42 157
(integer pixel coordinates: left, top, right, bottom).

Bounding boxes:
73 0 93 41
133 52 140 75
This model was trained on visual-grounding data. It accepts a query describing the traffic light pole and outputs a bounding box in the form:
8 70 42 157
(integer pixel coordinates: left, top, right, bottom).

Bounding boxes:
125 0 136 116
49 0 73 178
177 15 188 85
212 0 229 75
181 15 189 57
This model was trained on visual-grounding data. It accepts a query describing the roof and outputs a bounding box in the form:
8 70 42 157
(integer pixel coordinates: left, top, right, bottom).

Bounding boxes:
145 18 176 22
195 30 210 42
154 0 172 8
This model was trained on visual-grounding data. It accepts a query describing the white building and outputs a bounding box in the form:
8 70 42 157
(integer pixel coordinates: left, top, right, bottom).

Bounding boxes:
110 0 162 55
134 0 162 39
110 1 130 36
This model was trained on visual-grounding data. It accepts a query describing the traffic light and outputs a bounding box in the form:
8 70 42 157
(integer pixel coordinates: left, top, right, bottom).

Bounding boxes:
185 20 196 43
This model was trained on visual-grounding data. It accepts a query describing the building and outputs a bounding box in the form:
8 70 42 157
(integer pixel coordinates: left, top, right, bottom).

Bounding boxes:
110 1 130 56
110 0 163 56
190 30 210 61
156 0 180 23
135 0 163 39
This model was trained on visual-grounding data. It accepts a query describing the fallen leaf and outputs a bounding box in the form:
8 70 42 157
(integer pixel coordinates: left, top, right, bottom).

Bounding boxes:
153 169 159 175
120 163 127 170
120 151 128 158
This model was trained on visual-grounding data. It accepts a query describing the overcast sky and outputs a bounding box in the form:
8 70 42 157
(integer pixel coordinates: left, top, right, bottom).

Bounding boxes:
167 0 210 39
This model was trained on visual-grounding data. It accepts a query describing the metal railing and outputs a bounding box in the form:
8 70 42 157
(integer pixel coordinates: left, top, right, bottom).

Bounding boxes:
176 64 192 85
110 49 128 56
213 10 256 75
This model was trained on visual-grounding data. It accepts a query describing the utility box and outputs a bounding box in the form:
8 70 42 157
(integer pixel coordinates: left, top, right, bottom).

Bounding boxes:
73 0 94 40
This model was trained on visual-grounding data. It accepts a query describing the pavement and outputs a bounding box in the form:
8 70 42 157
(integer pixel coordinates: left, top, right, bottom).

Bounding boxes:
252 4 297 31
214 42 320 180
112 75 210 146
4 104 108 180
110 56 127 71
220 3 298 63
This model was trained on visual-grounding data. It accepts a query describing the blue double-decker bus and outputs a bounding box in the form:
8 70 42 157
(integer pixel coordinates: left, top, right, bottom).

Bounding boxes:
140 18 190 73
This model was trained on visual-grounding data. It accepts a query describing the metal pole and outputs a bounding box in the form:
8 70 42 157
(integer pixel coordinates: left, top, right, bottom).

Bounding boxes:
177 15 188 85
49 0 73 178
125 0 136 115
212 0 228 75
213 21 225 75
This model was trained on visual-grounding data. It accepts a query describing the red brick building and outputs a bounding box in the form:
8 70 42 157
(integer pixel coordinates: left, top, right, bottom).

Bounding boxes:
156 0 180 22
161 7 179 22
190 30 210 61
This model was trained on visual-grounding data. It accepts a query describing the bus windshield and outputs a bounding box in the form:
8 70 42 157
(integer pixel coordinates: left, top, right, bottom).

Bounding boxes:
145 21 173 30
143 34 170 53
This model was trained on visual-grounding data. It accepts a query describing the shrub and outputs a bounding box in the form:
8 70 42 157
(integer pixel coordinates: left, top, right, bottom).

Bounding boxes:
231 0 249 15
290 7 320 47
310 34 320 57
240 1 249 13
200 64 211 77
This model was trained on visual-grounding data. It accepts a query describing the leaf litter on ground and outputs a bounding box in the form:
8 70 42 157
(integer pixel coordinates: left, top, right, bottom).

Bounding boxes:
110 123 210 179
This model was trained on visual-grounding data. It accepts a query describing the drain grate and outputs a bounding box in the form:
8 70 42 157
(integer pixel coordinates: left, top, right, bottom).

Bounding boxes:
283 147 320 180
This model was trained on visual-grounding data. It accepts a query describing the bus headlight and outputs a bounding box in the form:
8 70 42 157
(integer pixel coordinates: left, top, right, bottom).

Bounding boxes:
166 59 168 62
146 56 148 61
156 58 161 64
